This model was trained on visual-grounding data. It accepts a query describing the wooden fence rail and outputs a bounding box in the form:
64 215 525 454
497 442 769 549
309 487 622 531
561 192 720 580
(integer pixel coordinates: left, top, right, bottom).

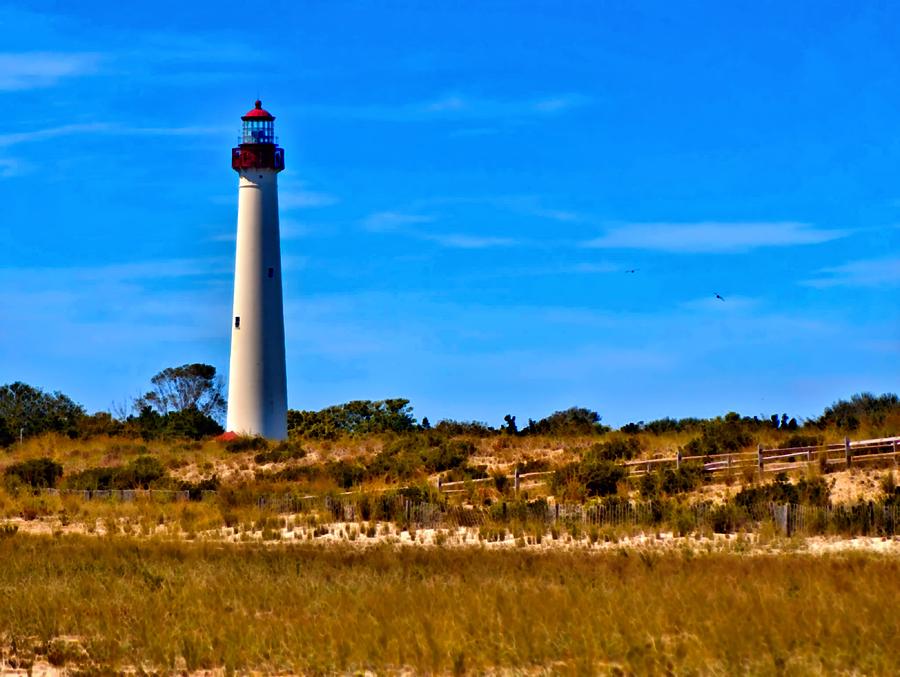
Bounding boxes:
436 435 900 492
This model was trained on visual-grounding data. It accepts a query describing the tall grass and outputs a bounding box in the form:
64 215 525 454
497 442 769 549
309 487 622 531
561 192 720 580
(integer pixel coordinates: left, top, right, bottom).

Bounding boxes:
1 534 899 673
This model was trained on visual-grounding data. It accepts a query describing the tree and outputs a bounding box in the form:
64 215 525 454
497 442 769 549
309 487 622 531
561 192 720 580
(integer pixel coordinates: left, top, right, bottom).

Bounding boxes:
135 364 226 421
164 407 223 439
523 407 608 436
815 393 900 431
287 399 417 439
76 411 124 438
0 382 85 445
502 414 518 435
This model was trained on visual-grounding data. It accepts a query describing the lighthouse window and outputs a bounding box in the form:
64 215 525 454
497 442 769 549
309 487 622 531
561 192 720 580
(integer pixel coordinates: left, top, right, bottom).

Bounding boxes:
234 316 241 329
267 267 274 278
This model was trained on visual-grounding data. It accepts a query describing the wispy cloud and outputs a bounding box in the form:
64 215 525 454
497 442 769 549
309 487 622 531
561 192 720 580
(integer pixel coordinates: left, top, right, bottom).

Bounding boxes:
298 93 588 123
532 208 579 222
0 52 101 90
0 158 26 178
492 196 581 223
582 222 848 253
208 219 325 243
566 262 621 274
420 93 588 119
279 219 317 240
124 31 265 64
803 257 900 288
0 123 229 148
361 211 435 233
422 233 518 249
0 258 233 367
0 257 232 283
461 261 621 280
448 127 500 138
532 96 586 113
279 186 338 209
360 210 517 248
0 123 109 148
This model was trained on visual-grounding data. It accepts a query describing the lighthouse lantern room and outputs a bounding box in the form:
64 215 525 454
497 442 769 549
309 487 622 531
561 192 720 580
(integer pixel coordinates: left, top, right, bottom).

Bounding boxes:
231 100 285 171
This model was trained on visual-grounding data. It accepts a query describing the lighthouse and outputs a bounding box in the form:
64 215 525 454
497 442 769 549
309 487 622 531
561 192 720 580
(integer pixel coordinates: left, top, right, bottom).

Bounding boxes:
225 100 288 439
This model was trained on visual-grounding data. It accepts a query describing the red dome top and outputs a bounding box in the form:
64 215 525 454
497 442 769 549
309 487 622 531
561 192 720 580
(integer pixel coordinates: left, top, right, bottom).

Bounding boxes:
241 100 274 121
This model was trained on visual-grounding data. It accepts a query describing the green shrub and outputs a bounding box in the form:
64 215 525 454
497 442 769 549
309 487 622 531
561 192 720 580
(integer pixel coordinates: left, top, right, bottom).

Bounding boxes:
225 436 269 453
523 407 609 436
254 442 307 464
814 392 899 431
163 407 223 439
734 473 830 508
684 412 754 456
179 475 220 500
588 438 642 461
778 434 822 449
708 503 749 534
4 457 64 488
326 460 366 489
553 458 626 498
119 455 166 488
492 472 510 493
423 439 475 472
64 455 167 490
369 435 475 481
443 464 489 483
432 420 495 436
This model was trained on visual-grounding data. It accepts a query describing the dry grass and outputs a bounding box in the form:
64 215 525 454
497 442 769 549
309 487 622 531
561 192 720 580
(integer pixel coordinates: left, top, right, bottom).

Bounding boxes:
1 534 899 673
2 428 889 490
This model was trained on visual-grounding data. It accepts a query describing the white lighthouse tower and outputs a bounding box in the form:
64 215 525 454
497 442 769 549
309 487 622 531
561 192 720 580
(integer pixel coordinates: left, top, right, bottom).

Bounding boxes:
225 100 288 439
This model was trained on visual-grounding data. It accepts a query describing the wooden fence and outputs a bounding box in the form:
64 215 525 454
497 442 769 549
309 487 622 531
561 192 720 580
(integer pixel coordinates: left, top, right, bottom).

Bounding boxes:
437 435 900 493
624 435 900 477
252 493 900 537
42 488 191 502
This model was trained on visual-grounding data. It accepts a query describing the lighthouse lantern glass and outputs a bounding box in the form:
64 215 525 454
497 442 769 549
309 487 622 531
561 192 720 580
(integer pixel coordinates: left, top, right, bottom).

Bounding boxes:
242 119 275 144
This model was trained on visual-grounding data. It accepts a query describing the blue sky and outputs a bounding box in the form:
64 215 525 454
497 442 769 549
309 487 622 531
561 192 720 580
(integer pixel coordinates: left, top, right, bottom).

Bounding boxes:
1 1 897 427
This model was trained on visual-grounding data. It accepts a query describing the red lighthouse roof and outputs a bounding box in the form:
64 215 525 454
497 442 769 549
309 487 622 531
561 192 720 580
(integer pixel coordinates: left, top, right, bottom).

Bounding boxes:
242 100 274 121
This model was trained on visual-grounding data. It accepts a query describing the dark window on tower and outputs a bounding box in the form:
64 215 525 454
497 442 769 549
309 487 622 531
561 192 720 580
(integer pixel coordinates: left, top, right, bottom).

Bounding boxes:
267 267 274 278
234 316 241 329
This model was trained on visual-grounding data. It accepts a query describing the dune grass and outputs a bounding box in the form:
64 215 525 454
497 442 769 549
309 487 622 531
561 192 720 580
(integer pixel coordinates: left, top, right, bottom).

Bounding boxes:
1 534 899 673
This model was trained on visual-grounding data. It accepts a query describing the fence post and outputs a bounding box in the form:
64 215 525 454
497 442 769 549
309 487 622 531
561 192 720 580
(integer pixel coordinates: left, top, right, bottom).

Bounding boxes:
757 443 764 477
806 447 812 465
845 436 851 469
775 504 788 536
438 475 443 492
676 449 682 470
893 440 898 470
514 466 521 494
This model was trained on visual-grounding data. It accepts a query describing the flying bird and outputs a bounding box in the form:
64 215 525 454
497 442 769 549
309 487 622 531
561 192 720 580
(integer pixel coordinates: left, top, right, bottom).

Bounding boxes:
625 269 638 273
715 293 725 301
